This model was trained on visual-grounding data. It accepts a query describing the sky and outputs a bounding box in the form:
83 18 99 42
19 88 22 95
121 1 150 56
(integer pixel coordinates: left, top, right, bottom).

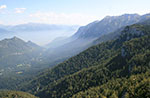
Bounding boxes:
0 0 150 25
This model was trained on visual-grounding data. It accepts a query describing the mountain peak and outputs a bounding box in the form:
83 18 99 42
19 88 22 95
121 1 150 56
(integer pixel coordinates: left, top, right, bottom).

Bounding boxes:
1 36 26 45
103 15 111 19
12 36 19 40
9 36 25 42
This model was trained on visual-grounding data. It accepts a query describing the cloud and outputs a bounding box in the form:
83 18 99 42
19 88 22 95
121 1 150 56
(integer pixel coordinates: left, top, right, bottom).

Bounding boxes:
0 5 7 14
29 11 99 25
15 8 26 13
0 5 7 10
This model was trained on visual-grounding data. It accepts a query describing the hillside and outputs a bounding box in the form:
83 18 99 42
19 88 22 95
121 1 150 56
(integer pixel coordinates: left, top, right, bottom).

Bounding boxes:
73 13 150 39
0 37 43 89
0 91 38 98
43 13 150 66
20 22 150 98
0 36 42 70
1 0 150 97
73 72 150 98
73 14 139 39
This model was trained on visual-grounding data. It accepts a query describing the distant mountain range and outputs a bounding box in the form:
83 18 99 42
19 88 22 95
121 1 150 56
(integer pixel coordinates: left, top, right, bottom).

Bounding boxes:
0 23 79 32
0 28 10 33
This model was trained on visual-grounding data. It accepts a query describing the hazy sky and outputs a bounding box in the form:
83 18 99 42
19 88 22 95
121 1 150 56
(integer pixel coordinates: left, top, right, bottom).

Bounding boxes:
0 0 150 25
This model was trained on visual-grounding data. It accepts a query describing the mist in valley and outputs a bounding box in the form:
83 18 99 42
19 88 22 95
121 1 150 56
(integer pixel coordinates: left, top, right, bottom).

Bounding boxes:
0 24 79 47
0 0 150 98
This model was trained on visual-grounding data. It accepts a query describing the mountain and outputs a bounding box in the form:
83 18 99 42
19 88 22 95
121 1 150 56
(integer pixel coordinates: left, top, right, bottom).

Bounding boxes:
73 13 150 39
93 17 150 45
43 13 150 65
19 20 150 98
0 90 38 98
0 36 42 69
70 13 150 46
0 36 38 56
73 14 140 39
0 36 44 89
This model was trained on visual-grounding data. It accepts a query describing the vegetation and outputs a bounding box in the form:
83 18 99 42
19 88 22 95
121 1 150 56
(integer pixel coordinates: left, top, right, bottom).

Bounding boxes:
0 91 38 98
73 72 150 98
1 17 150 98
18 23 150 98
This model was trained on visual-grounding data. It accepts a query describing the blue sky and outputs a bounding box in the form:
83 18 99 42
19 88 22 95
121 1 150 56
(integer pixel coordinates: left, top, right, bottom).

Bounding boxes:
0 0 150 25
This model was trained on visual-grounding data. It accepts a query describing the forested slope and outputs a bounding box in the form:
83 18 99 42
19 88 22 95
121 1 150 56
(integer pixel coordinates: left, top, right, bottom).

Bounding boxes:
73 72 150 98
20 23 150 98
0 91 38 98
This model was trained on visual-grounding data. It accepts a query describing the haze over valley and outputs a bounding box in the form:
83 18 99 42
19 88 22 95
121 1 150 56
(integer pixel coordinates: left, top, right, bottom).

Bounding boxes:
0 0 150 98
0 23 79 46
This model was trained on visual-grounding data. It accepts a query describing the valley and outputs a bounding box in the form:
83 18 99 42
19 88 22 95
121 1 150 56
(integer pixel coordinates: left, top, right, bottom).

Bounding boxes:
0 4 150 97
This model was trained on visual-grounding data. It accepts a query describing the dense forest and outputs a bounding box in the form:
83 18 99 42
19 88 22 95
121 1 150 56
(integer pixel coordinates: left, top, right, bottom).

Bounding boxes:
73 72 150 98
17 22 150 98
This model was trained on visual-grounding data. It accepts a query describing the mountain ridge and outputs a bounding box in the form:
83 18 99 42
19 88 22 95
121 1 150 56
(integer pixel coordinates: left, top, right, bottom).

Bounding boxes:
43 13 150 66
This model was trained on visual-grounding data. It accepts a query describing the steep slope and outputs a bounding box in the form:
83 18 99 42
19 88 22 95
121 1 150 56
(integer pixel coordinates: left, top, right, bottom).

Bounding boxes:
92 17 150 45
73 13 150 39
92 27 124 45
44 13 150 65
73 14 140 38
46 37 74 49
20 22 150 98
36 26 150 98
0 91 38 98
73 72 150 98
